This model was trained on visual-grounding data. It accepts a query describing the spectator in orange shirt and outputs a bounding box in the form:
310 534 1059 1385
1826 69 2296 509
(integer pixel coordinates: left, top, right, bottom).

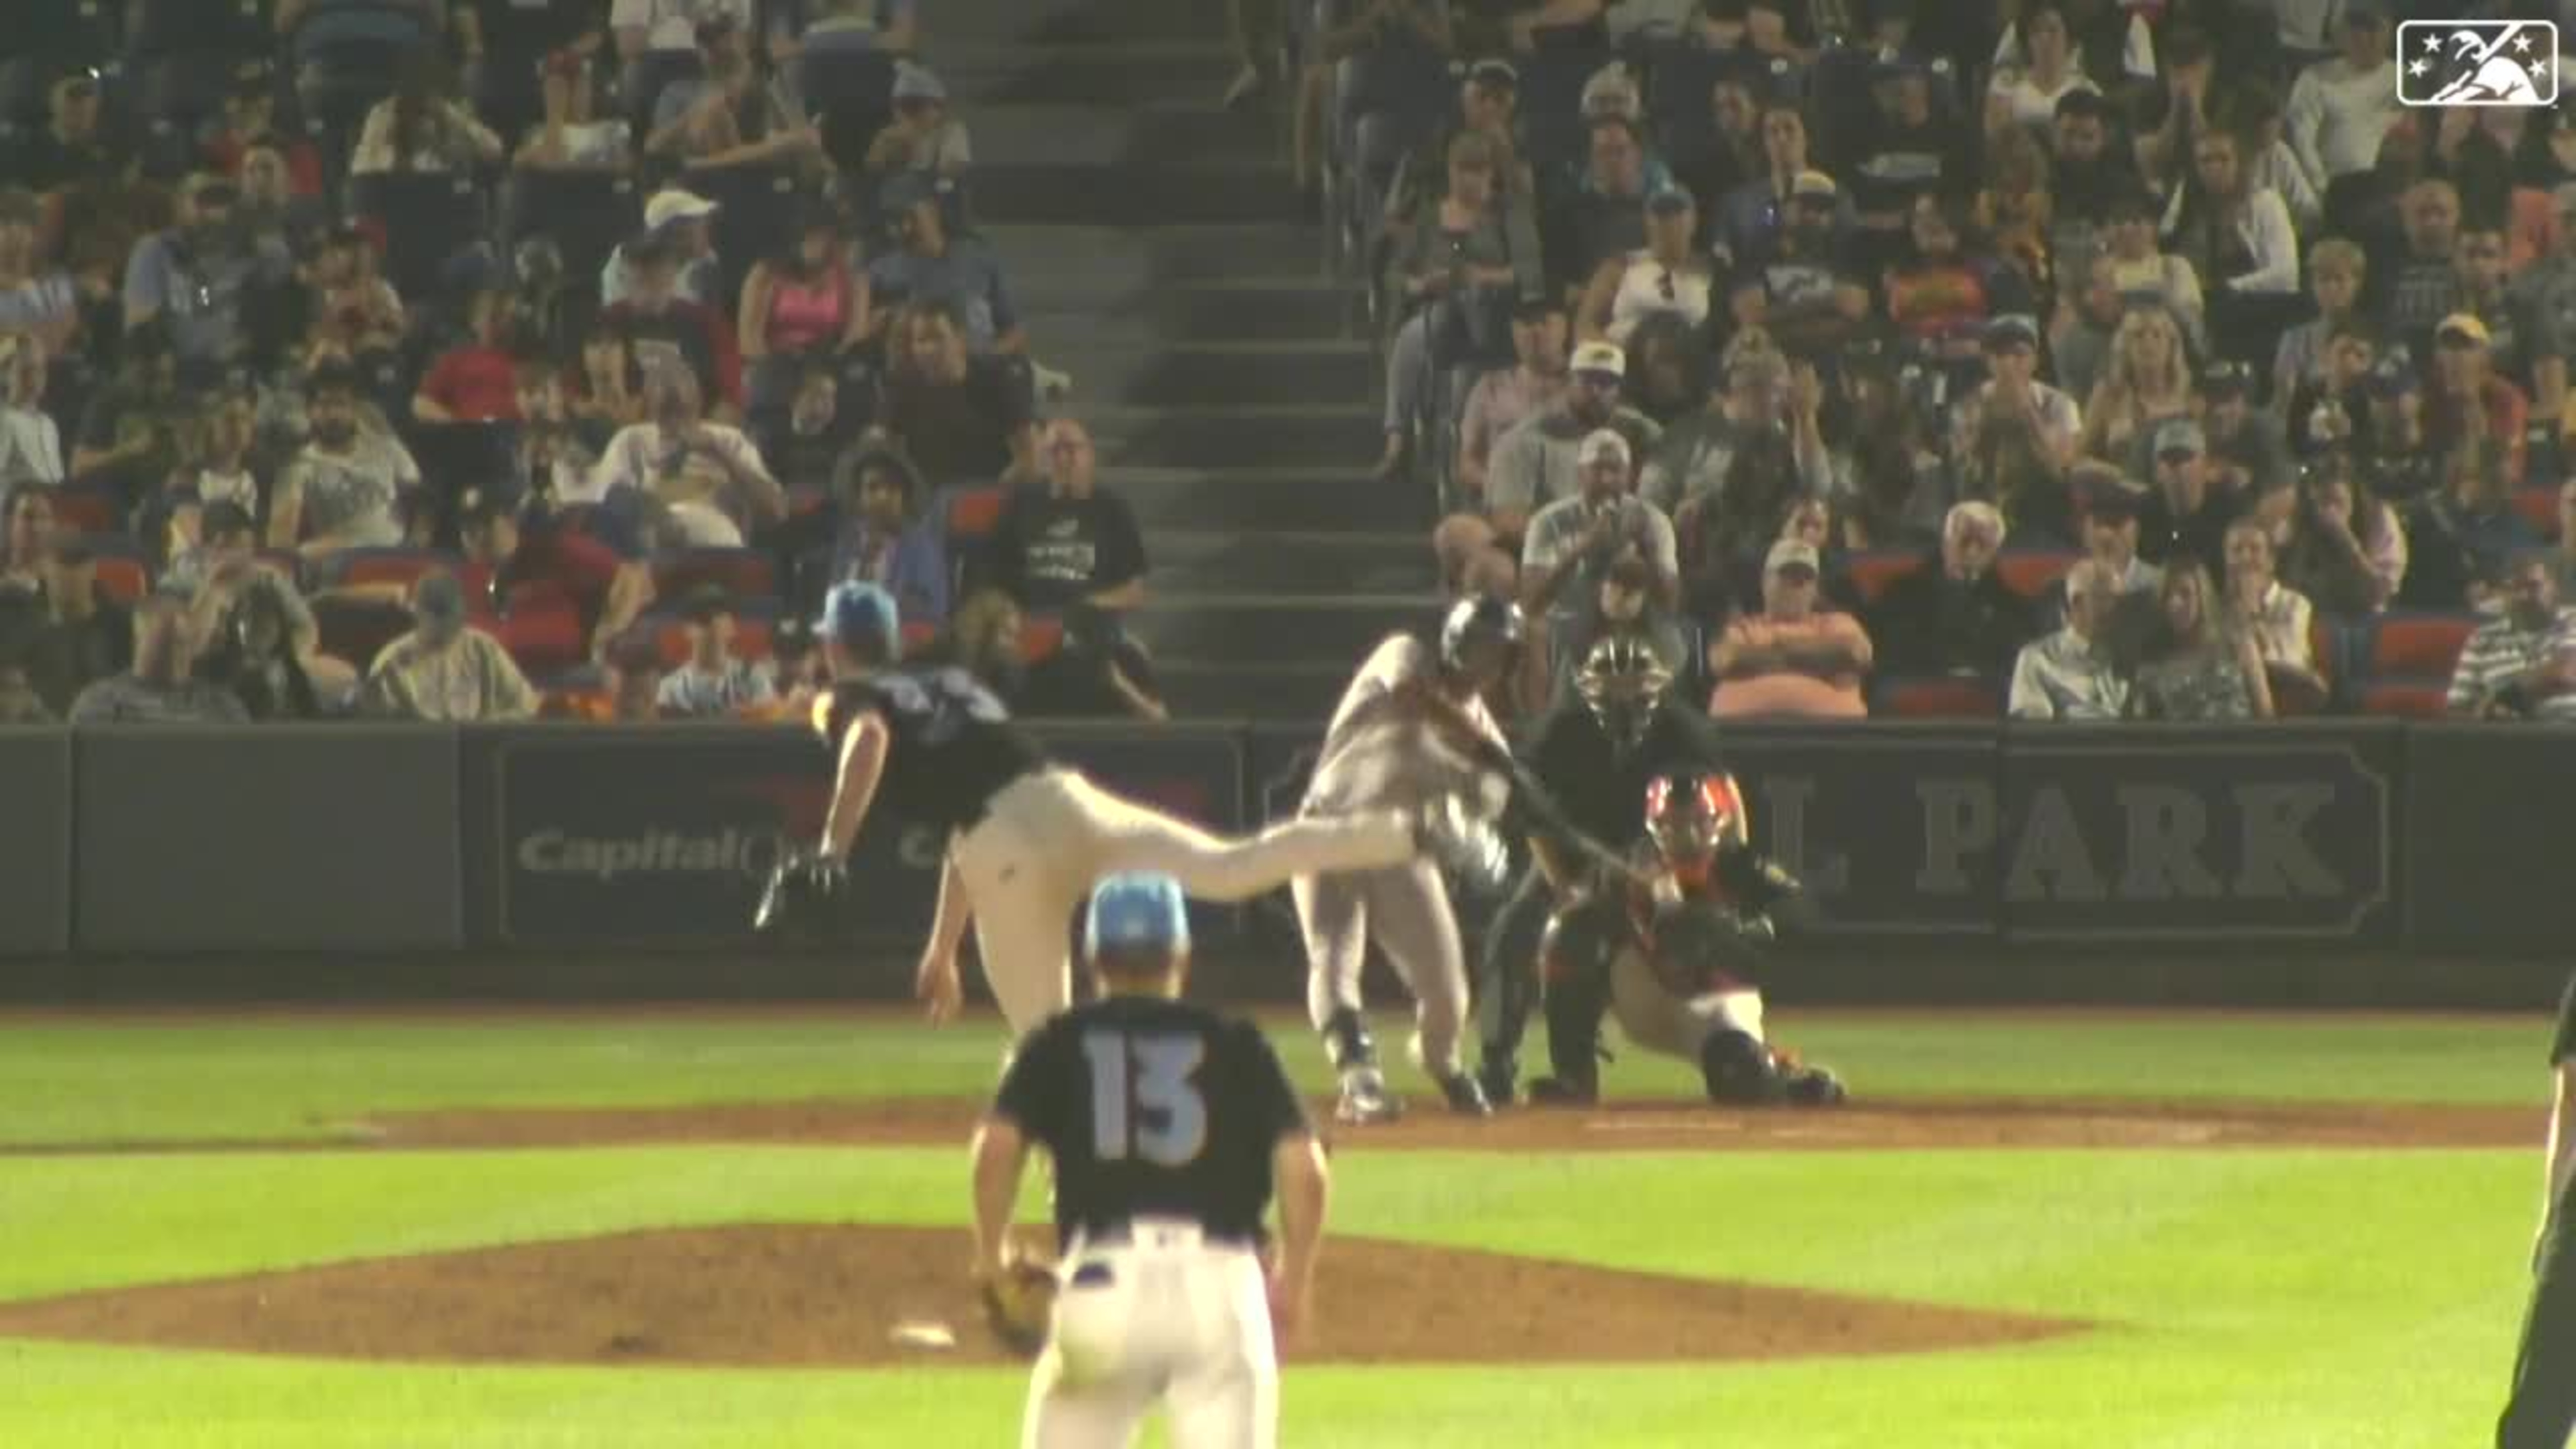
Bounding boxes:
1708 538 1872 719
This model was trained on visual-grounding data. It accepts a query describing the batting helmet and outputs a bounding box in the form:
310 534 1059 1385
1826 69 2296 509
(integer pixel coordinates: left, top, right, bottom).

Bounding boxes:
1439 595 1526 673
1645 772 1750 881
1085 872 1190 974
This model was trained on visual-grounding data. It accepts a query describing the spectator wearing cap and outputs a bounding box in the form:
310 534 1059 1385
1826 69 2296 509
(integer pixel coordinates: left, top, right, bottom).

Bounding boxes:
863 62 972 181
1984 2 2100 138
591 366 784 547
1845 53 1969 249
516 46 635 171
2446 552 2576 721
180 501 351 708
203 67 326 198
2379 180 2464 354
411 286 529 424
605 227 746 420
268 362 423 562
0 189 79 357
0 335 62 488
1720 104 1851 268
2401 445 2540 612
655 585 776 717
1641 345 1823 521
874 299 1039 490
1952 313 2082 479
2135 416 2245 580
14 70 124 197
360 570 540 721
1373 132 1529 482
66 591 247 726
452 488 654 673
645 9 819 171
1487 339 1661 533
1521 427 1679 679
1708 537 1871 720
124 174 289 378
817 445 946 631
987 418 1148 616
739 205 869 421
1727 170 1872 358
2008 556 2129 720
604 188 724 310
2421 312 2530 484
2196 361 2294 503
2081 308 2193 467
352 52 507 175
2513 186 2576 432
1867 499 2036 681
867 173 1024 356
1577 182 1715 349
1453 295 1568 514
2271 238 2368 412
2284 2 2400 203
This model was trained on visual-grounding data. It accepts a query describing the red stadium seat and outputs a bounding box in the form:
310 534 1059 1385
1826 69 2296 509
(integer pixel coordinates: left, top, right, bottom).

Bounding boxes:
2370 612 2480 679
652 548 777 604
2359 678 2451 718
1844 548 1926 604
1877 675 2001 718
1993 549 2081 600
1020 614 1065 664
90 556 147 604
946 485 1007 542
2511 486 2560 540
336 549 459 592
900 619 939 657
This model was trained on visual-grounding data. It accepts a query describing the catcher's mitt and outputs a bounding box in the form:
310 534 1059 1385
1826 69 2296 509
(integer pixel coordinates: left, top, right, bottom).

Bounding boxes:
1647 898 1774 997
752 848 845 943
979 1258 1058 1357
1711 845 1802 913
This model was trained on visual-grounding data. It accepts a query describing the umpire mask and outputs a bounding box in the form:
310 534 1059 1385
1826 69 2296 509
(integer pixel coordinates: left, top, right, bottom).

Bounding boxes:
1576 635 1672 756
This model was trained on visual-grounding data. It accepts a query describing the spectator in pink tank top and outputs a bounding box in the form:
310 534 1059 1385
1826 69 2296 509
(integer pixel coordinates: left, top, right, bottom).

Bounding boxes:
739 205 870 423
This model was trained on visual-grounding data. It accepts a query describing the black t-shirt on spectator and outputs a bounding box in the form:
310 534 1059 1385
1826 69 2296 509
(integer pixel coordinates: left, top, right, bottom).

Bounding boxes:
990 485 1147 613
879 355 1033 488
2134 486 2245 581
11 129 124 195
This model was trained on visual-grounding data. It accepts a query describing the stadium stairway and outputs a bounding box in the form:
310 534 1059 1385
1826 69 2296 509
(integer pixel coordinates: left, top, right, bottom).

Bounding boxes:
927 0 1440 718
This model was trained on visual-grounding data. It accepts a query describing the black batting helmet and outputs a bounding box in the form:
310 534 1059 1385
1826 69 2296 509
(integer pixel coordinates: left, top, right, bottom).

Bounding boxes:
1439 595 1525 672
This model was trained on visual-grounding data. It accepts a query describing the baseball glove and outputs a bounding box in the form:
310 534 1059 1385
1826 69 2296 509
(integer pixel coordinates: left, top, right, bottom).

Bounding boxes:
979 1259 1058 1357
1647 898 1773 997
752 849 845 943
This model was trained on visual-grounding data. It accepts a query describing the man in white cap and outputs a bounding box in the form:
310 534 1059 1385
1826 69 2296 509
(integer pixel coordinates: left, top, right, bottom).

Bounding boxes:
1486 339 1661 536
1521 427 1678 681
602 187 724 308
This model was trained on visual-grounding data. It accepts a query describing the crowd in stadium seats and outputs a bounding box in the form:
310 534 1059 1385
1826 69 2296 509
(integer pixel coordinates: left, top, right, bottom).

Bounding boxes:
1290 0 2576 724
0 0 1172 728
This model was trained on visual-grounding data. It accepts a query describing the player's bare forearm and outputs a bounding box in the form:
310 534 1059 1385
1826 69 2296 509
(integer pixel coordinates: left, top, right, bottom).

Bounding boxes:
926 850 973 960
1271 1132 1329 1295
821 716 889 859
969 1116 1030 1277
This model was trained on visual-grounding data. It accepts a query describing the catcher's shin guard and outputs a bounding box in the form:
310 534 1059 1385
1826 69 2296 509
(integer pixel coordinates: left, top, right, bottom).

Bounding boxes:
1700 1030 1788 1106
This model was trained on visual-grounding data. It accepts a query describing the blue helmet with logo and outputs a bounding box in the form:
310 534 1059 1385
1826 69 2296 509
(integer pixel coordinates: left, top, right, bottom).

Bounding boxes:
1085 872 1190 964
816 581 900 663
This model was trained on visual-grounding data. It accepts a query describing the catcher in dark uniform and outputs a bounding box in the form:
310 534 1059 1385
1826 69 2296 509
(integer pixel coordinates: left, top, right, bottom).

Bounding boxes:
1530 771 1846 1107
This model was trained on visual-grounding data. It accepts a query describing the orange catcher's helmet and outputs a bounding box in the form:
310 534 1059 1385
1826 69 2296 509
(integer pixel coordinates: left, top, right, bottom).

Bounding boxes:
1645 772 1749 880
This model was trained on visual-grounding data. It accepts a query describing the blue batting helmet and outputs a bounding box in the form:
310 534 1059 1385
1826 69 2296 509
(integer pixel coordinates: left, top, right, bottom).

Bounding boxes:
816 581 900 660
1085 872 1190 961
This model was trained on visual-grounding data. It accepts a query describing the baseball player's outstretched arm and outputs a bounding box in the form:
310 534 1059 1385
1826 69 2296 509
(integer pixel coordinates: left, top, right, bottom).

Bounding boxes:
969 1114 1032 1280
1269 1133 1330 1350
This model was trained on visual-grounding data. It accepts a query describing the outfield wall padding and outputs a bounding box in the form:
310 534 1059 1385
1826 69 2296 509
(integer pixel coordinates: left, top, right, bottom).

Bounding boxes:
0 729 72 957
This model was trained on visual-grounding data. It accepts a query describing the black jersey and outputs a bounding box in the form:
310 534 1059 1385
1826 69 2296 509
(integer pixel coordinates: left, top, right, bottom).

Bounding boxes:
821 667 1046 835
993 995 1311 1247
1523 697 1728 852
2553 973 2576 1067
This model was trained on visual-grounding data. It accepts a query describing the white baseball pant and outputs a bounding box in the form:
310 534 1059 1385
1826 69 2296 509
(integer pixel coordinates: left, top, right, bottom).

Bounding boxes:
1608 946 1765 1059
950 768 1417 1035
1293 858 1470 1077
1022 1218 1278 1449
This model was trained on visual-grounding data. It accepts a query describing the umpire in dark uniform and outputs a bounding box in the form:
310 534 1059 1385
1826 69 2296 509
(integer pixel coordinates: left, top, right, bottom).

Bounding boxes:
1475 634 1725 1103
971 872 1331 1445
2497 971 2576 1449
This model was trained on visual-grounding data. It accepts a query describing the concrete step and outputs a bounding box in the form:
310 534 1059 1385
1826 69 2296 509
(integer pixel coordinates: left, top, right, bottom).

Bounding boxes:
1127 595 1433 662
981 224 1325 287
938 43 1241 107
1052 342 1372 408
1018 286 1355 345
1148 529 1436 595
966 103 1275 169
1159 659 1355 719
1109 466 1427 533
1088 405 1383 472
971 162 1306 226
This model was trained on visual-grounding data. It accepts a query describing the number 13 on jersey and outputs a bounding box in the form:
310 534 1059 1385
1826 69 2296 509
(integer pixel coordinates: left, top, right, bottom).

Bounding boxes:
1083 1031 1210 1167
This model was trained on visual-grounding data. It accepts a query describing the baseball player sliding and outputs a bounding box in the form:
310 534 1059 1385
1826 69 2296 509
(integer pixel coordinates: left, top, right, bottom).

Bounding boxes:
799 582 1445 1040
971 872 1331 1449
1294 597 1524 1124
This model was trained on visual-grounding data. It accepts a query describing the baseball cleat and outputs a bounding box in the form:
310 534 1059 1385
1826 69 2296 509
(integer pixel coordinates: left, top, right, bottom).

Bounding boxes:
1335 1072 1404 1125
1474 1058 1518 1109
1526 1074 1599 1107
1436 1071 1493 1117
1784 1064 1848 1107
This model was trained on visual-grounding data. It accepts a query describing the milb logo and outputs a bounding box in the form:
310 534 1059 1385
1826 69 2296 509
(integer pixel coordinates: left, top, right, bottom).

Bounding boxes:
2398 20 2559 107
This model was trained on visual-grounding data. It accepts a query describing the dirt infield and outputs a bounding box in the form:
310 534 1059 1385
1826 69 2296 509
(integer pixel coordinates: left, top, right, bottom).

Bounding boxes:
360 1093 2538 1154
0 1223 2086 1368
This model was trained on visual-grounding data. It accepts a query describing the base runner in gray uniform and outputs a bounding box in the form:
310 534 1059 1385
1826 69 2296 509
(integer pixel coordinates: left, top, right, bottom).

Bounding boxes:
1294 597 1523 1124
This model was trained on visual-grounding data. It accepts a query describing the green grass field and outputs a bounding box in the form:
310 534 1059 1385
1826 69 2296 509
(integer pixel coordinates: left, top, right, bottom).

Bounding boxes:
0 1006 2555 1448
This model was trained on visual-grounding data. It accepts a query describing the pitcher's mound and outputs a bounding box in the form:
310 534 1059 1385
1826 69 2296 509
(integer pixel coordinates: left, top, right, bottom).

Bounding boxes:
0 1224 2082 1368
